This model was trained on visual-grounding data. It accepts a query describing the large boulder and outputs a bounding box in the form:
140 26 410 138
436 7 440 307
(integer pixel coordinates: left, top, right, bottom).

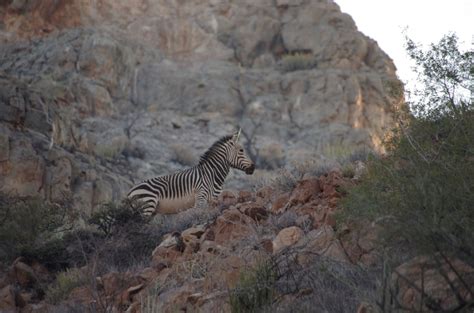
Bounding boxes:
392 256 474 311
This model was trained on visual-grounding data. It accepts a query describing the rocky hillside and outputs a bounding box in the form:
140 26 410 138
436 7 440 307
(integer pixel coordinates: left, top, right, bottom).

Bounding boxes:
2 166 471 312
0 0 403 215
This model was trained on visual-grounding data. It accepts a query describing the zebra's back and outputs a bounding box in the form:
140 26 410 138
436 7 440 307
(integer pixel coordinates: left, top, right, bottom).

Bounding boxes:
128 167 200 216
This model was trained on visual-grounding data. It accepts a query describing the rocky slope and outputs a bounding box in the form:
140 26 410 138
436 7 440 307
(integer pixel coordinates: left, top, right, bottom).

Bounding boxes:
0 0 403 214
1 168 472 312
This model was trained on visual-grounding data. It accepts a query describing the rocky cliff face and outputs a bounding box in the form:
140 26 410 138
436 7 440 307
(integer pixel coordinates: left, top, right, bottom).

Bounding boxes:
0 0 403 213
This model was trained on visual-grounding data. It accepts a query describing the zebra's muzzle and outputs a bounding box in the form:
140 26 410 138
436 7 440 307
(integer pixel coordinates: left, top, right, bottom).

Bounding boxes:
245 164 255 175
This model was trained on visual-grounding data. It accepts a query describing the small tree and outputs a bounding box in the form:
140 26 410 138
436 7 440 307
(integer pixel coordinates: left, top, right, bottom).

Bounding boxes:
340 34 473 312
405 33 472 116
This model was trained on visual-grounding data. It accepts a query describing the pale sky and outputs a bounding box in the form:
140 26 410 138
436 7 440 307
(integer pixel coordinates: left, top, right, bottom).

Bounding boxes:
336 0 473 95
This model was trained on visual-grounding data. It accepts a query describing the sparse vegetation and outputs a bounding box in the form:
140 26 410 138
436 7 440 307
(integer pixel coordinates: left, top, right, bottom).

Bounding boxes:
229 259 277 313
46 267 89 304
271 251 377 313
268 168 299 192
268 210 298 231
94 136 129 160
89 199 146 236
170 143 197 166
341 162 355 178
382 77 405 99
141 285 161 313
279 52 317 72
259 143 286 170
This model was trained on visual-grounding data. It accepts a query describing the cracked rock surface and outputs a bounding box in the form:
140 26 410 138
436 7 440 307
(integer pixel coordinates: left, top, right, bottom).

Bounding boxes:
0 0 403 213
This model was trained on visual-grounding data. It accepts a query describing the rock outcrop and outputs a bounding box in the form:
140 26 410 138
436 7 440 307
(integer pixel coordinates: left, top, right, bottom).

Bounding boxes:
0 0 403 213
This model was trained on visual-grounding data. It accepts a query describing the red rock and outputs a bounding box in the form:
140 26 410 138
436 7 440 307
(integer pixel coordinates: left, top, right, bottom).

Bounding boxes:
256 186 274 203
238 190 254 203
202 228 215 241
359 252 379 267
20 302 52 313
324 210 337 227
138 267 159 283
189 290 226 308
295 214 313 230
0 285 16 313
393 256 474 311
356 302 374 313
260 239 274 254
125 301 141 313
16 291 33 308
151 246 183 269
99 272 128 297
271 192 290 214
29 260 51 283
218 190 238 208
289 178 321 206
182 226 206 254
68 286 94 305
273 226 304 253
11 259 37 288
237 202 268 222
322 184 339 199
201 240 223 254
206 255 244 289
339 221 380 265
119 283 144 305
212 208 255 245
298 225 349 263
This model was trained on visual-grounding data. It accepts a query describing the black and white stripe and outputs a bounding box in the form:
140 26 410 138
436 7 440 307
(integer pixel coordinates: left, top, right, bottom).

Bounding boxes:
128 132 255 216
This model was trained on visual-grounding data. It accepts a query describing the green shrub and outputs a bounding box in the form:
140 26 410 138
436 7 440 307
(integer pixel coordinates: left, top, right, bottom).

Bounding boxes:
229 260 276 313
46 267 89 304
0 195 71 263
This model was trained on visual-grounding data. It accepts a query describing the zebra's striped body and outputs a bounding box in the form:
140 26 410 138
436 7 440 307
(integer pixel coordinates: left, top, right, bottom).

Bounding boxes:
128 132 255 216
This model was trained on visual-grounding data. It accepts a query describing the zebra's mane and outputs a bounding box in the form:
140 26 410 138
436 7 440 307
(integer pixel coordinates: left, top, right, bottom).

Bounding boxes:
198 135 234 165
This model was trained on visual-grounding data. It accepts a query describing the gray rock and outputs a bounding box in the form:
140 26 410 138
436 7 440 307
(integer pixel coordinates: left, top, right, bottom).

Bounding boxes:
0 0 404 215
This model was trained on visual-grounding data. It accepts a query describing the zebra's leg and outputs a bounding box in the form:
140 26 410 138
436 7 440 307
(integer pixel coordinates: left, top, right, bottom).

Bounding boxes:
193 191 208 211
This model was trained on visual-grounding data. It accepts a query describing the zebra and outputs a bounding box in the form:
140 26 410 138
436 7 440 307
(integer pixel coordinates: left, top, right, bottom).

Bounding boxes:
127 130 255 216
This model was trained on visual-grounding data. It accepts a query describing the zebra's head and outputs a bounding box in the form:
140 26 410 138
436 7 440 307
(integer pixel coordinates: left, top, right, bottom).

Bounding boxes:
228 130 255 175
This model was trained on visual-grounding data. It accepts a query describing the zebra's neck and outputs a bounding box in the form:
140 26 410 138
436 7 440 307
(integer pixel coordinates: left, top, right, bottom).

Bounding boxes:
199 155 230 188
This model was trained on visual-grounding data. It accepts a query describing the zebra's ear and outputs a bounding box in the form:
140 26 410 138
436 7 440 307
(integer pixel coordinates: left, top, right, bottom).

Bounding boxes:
232 128 241 143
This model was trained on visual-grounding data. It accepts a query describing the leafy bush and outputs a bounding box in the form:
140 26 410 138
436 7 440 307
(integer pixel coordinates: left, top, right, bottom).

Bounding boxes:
229 259 277 313
340 34 473 263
